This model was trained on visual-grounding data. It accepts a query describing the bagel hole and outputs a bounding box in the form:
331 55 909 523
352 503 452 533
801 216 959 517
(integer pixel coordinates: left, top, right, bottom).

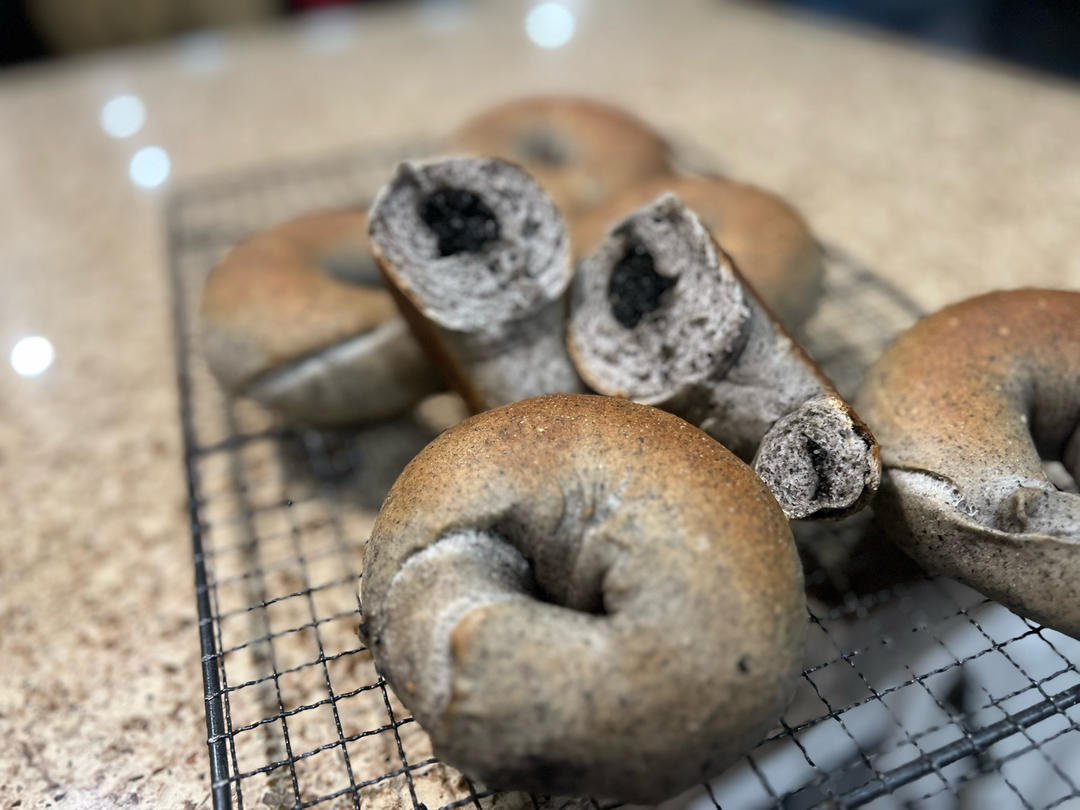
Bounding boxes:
418 187 501 256
514 548 608 616
488 518 610 616
515 128 574 166
607 239 677 329
529 579 608 615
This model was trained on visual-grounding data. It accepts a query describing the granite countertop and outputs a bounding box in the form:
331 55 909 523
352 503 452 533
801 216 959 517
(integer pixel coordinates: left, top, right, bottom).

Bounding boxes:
1 0 1078 806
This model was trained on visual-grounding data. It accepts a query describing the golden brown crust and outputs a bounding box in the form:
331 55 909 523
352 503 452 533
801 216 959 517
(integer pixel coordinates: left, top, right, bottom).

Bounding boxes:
446 96 673 216
265 207 372 258
858 289 1080 490
572 173 824 328
362 394 806 802
200 208 398 389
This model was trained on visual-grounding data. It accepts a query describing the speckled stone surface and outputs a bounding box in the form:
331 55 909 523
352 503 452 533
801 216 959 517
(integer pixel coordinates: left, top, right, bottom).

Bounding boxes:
0 0 1078 806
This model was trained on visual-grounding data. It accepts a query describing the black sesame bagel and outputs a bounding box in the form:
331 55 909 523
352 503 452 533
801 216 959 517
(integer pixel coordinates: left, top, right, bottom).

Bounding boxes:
369 157 585 412
200 209 438 425
446 96 673 217
567 194 879 521
571 173 825 330
855 289 1080 637
361 394 807 803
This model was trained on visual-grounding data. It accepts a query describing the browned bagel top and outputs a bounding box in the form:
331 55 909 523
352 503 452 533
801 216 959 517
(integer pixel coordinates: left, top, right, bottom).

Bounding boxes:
200 208 398 388
857 289 1080 506
365 393 798 607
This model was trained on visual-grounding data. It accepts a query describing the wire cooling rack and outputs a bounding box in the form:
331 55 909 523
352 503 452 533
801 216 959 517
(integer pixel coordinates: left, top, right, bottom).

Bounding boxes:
167 143 1080 810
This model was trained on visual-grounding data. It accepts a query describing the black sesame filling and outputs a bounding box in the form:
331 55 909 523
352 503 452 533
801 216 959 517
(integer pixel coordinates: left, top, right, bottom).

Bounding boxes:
805 436 832 501
418 188 501 256
607 240 677 329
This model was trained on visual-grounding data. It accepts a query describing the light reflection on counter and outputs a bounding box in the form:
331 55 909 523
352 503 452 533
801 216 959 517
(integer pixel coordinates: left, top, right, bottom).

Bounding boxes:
129 146 171 189
99 95 146 139
10 336 55 377
526 2 576 49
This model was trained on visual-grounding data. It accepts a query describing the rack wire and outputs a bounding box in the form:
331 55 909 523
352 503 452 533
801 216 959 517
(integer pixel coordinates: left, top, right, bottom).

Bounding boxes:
167 142 1080 810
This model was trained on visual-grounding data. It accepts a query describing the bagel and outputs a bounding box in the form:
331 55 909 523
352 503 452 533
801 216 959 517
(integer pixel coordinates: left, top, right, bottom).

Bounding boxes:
368 157 585 412
361 394 806 803
571 173 824 329
200 208 438 425
855 289 1080 636
446 96 673 216
567 194 879 520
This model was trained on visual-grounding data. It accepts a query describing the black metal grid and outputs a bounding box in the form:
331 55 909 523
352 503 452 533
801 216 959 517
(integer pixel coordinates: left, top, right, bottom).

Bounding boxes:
166 143 1080 810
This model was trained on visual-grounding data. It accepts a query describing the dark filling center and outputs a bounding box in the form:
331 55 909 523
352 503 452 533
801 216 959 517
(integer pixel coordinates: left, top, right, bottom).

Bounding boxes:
805 436 832 501
418 188 500 256
607 240 677 329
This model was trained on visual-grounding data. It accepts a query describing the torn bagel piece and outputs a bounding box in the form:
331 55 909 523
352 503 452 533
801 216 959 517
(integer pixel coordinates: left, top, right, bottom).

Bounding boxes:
567 194 880 520
369 156 585 413
571 173 825 332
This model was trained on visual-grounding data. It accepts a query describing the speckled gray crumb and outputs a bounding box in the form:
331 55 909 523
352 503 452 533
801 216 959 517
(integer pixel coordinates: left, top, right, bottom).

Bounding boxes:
369 157 585 411
753 395 878 519
567 194 879 520
567 193 751 399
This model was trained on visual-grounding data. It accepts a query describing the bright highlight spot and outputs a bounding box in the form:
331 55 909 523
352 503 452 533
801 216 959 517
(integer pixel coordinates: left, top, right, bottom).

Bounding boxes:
526 2 575 49
129 146 171 189
10 336 54 377
100 94 146 138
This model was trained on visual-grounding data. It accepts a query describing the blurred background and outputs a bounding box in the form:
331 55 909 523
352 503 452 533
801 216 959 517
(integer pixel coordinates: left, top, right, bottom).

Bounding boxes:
3 0 1080 78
